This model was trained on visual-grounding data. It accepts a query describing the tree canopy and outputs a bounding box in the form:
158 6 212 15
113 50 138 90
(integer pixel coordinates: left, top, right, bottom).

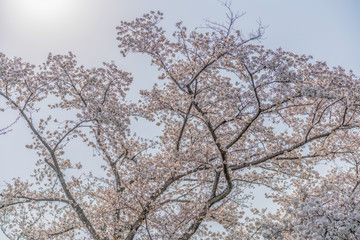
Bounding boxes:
0 4 359 240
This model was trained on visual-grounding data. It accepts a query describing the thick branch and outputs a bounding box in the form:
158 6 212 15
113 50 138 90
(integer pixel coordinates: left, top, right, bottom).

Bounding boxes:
176 102 193 150
0 196 69 210
0 91 101 240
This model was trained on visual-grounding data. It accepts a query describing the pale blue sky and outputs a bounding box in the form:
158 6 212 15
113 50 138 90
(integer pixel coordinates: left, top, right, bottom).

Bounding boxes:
0 1 359 238
1 0 359 173
1 0 360 69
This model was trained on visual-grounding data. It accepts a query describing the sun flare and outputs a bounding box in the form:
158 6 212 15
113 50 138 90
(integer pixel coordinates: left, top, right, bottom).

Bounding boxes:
13 0 73 23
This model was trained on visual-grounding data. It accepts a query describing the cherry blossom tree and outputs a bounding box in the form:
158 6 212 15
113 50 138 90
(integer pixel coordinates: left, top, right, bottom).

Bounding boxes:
254 163 360 240
1 3 360 239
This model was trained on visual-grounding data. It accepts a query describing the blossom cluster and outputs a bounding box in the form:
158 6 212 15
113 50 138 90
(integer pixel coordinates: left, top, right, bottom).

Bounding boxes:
259 169 360 239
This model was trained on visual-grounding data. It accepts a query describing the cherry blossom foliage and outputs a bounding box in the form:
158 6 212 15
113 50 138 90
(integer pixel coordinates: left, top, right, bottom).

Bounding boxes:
252 164 360 240
1 3 360 240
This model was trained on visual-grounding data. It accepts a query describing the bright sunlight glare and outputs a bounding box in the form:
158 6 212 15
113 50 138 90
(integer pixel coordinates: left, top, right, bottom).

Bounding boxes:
11 0 76 23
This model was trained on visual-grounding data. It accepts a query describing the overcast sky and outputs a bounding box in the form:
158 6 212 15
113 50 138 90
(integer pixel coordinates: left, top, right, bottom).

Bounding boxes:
0 1 359 238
